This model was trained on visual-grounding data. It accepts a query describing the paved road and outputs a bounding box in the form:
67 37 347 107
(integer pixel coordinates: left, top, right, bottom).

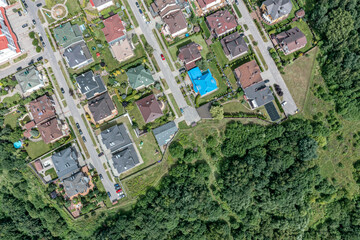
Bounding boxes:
236 0 298 115
26 1 119 202
127 0 200 124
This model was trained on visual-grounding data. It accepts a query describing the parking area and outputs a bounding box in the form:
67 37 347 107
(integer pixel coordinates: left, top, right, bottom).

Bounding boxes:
6 3 39 63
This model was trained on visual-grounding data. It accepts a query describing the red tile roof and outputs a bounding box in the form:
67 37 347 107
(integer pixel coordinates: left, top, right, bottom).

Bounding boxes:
102 14 125 43
234 60 263 89
206 10 237 37
0 7 20 53
136 94 163 123
28 95 56 124
34 160 43 172
197 0 218 8
24 120 35 130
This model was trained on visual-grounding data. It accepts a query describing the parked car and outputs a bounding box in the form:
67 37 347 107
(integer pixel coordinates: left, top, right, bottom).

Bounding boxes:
21 0 25 3
161 54 165 61
28 59 34 65
32 19 36 25
139 9 143 14
75 122 80 129
39 36 43 41
24 2 28 8
36 3 42 7
107 192 111 198
135 2 139 7
60 87 65 94
277 91 283 97
79 128 83 135
116 188 122 193
99 174 103 180
16 67 22 71
180 108 184 113
118 192 125 198
41 41 46 47
18 11 22 16
98 152 104 157
22 23 28 28
82 136 86 142
114 183 120 188
281 101 287 106
37 56 43 61
264 79 270 84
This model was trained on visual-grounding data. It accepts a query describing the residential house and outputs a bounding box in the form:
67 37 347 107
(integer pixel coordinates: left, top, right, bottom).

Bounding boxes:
261 0 292 24
188 67 218 96
0 7 21 64
89 0 114 11
135 94 163 123
151 0 188 38
75 71 106 99
206 10 237 38
100 124 132 153
110 38 134 62
153 121 178 148
126 65 155 90
100 124 141 176
38 117 66 144
15 66 44 95
63 41 93 69
102 14 126 45
233 60 262 89
178 42 202 70
28 94 56 124
195 0 226 16
34 160 43 172
272 27 307 55
243 81 274 109
87 92 117 124
63 171 90 198
111 145 140 175
52 147 80 180
53 22 83 48
220 32 248 60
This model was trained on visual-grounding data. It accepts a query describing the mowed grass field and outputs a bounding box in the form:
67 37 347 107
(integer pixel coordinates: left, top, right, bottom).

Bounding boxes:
282 47 318 111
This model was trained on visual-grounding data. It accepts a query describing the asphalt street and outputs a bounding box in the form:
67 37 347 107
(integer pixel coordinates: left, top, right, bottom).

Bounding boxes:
236 0 298 115
26 0 119 202
127 0 201 125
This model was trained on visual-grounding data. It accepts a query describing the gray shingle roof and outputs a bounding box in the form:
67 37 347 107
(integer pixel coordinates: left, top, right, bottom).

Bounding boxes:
63 171 89 197
52 147 80 180
263 0 292 21
88 92 116 123
101 124 132 152
76 71 106 99
15 66 44 93
63 41 93 69
153 121 178 147
221 32 248 58
112 145 140 174
243 81 274 108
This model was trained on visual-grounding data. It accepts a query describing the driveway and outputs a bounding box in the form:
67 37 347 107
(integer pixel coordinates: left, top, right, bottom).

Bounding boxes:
25 0 120 202
126 0 201 125
236 0 298 115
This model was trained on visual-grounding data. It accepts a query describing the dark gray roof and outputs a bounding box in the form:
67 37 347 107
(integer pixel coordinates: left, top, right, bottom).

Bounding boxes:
264 102 280 121
112 145 140 174
263 0 292 20
76 71 106 99
92 0 113 8
101 124 132 152
63 171 89 197
244 81 274 108
153 121 178 147
221 32 248 58
52 147 80 180
88 92 116 123
63 41 93 69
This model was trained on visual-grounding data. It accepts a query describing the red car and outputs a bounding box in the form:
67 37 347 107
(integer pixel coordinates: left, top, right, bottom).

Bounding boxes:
116 188 122 193
161 54 165 61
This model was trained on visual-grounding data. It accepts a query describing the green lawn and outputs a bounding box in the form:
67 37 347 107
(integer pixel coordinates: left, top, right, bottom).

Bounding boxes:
224 67 238 89
211 42 228 67
45 168 58 180
128 103 146 129
112 95 126 115
25 140 52 159
168 93 181 117
2 93 22 106
65 0 82 16
168 34 210 62
222 101 253 113
4 112 22 128
199 19 211 39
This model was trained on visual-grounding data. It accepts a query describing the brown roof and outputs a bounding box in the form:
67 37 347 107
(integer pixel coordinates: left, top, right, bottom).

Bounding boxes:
206 10 237 37
136 94 163 123
197 0 218 8
275 27 307 54
38 118 64 144
295 9 305 18
24 120 35 130
102 14 125 43
34 160 43 172
88 92 116 123
163 10 188 36
234 60 263 89
220 32 248 58
178 42 202 64
28 95 56 124
151 0 179 17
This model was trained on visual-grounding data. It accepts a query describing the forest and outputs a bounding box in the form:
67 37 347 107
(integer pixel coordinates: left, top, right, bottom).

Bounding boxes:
1 0 360 239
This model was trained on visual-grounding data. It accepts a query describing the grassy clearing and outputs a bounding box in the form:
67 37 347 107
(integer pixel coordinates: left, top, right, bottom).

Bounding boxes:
45 168 58 180
168 93 182 117
199 19 211 39
112 95 125 115
233 4 242 18
224 67 238 89
65 0 82 16
25 140 52 159
253 45 268 70
13 53 28 63
211 42 229 67
128 103 146 129
0 62 10 69
38 9 45 24
4 112 22 128
160 78 169 90
282 47 318 111
222 101 253 113
2 93 21 106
